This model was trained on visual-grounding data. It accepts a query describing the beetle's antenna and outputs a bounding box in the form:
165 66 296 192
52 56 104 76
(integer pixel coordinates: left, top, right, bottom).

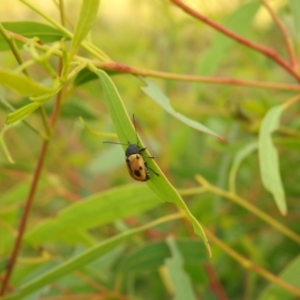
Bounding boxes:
132 114 139 145
103 141 129 146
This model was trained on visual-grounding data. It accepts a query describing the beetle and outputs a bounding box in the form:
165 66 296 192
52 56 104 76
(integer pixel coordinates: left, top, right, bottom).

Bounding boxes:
103 115 159 181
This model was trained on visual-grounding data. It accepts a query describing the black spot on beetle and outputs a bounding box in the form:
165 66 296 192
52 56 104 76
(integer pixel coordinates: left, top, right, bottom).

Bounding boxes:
134 170 141 177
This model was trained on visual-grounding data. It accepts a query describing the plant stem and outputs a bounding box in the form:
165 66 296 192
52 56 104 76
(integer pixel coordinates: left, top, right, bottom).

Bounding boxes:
99 61 300 92
4 28 300 92
205 228 300 297
260 0 297 68
0 69 64 299
170 0 300 82
0 140 49 296
195 175 300 244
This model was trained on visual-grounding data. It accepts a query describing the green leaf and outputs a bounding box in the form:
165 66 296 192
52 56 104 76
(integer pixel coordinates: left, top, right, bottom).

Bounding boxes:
7 216 180 300
0 22 67 51
229 142 258 193
140 77 223 141
165 237 196 300
258 254 300 300
73 67 98 86
0 68 53 96
69 0 100 58
59 100 97 119
198 1 260 75
0 126 15 163
6 102 42 125
74 67 121 86
258 105 286 214
94 68 211 256
25 184 161 245
120 239 207 273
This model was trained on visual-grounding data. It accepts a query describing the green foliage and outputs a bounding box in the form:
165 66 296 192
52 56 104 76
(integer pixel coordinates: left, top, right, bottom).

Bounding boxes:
258 105 286 214
1 1 300 300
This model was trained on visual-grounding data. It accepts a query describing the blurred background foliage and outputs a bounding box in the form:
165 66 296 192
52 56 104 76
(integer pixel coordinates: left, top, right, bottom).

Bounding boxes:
1 0 300 299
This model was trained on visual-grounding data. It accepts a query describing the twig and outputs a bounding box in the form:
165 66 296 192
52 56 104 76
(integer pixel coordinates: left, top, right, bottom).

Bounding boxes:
0 140 50 295
170 0 300 82
260 0 297 69
205 228 300 297
99 61 300 92
4 29 300 92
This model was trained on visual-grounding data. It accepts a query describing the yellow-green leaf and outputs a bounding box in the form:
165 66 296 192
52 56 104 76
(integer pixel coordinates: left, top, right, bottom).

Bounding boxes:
5 102 42 125
140 78 223 141
69 0 100 58
94 68 211 256
258 105 286 215
0 68 52 96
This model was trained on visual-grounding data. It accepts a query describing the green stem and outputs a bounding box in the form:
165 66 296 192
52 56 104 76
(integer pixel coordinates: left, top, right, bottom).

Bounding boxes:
196 174 300 244
170 0 300 82
205 228 300 297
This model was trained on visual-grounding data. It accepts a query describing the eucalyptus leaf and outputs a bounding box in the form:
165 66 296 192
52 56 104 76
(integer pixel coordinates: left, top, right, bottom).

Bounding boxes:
140 77 223 141
94 68 211 256
258 105 286 214
69 0 100 58
7 216 181 300
120 239 207 273
0 21 67 51
165 237 196 300
0 68 53 96
5 102 42 125
25 185 161 245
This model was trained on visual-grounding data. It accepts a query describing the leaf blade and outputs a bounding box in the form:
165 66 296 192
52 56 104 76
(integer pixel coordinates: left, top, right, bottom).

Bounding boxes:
0 21 67 51
95 69 211 256
0 68 53 96
5 102 42 125
8 216 181 300
258 106 286 214
25 184 161 245
140 78 223 141
69 0 100 58
165 237 197 300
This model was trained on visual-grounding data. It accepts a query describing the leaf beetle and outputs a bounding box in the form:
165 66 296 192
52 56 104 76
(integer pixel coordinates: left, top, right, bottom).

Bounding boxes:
104 115 159 181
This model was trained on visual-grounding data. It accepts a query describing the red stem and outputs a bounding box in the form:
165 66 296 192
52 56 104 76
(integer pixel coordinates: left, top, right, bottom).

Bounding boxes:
0 71 63 297
170 0 300 82
204 263 229 300
0 141 49 295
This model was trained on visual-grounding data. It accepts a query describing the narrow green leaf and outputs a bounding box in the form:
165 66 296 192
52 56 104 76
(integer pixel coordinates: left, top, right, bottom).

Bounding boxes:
69 0 100 58
229 142 258 193
7 215 181 300
140 78 223 141
94 68 211 256
0 68 53 96
25 185 161 245
120 239 207 273
198 1 260 75
0 128 15 163
79 117 117 138
0 22 67 51
258 254 300 300
165 237 196 300
73 67 98 86
258 106 286 214
6 102 41 125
